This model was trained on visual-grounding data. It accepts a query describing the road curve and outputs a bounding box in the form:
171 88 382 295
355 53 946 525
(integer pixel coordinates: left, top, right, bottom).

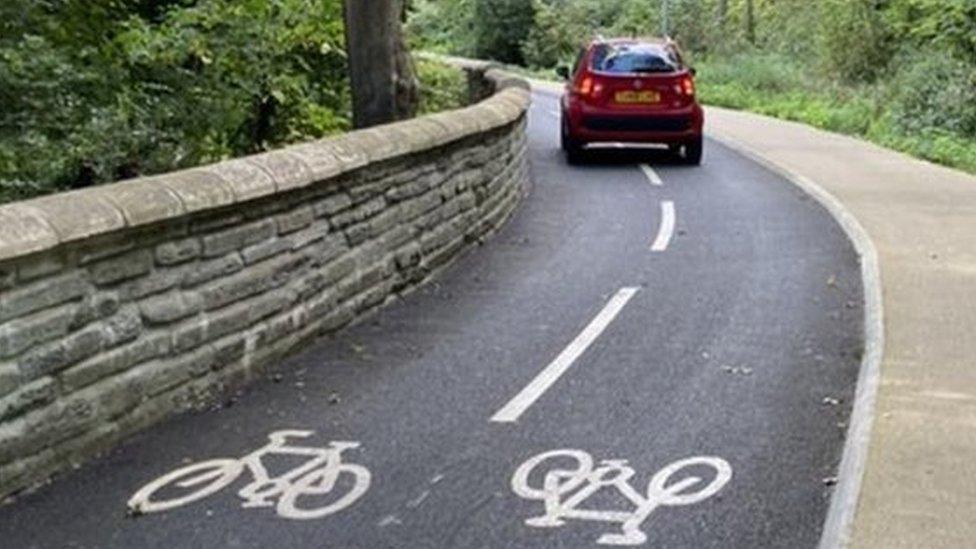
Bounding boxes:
0 91 863 548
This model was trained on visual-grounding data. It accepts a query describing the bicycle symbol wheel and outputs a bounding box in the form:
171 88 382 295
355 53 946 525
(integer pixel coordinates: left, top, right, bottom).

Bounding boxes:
512 449 595 500
128 459 244 514
276 463 372 520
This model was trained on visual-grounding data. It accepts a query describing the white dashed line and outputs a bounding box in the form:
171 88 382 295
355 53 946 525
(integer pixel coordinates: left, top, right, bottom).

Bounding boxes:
639 164 663 186
651 201 676 252
491 287 640 423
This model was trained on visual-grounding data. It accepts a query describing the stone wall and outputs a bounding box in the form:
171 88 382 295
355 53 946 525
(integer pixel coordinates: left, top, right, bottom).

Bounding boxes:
0 68 530 497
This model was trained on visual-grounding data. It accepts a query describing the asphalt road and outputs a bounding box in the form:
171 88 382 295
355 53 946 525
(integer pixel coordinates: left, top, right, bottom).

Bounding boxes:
0 91 863 548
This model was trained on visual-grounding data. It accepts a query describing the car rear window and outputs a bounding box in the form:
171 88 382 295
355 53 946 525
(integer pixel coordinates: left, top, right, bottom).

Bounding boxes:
590 44 679 74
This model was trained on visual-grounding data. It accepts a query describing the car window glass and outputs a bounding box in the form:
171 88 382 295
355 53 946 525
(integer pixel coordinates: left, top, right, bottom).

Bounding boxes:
590 45 678 74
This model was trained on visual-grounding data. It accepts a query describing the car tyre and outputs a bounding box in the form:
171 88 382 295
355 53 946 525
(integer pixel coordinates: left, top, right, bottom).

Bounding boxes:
684 136 703 166
561 123 585 165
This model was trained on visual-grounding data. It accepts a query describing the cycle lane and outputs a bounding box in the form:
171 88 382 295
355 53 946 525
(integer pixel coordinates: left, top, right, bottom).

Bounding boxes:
0 95 862 548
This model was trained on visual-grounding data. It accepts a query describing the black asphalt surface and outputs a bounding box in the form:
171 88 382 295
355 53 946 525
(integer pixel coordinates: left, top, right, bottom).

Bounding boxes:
0 91 863 549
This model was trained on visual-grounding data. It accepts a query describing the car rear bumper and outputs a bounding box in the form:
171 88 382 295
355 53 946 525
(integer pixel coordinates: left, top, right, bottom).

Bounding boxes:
564 102 704 144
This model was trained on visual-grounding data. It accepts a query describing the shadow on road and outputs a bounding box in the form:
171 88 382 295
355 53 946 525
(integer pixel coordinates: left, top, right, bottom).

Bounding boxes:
572 146 698 169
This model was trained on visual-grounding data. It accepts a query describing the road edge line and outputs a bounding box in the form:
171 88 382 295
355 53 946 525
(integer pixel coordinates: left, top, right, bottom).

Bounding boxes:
706 130 884 549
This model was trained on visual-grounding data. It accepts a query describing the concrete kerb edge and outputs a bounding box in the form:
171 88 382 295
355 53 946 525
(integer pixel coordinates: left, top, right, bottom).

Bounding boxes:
705 128 884 549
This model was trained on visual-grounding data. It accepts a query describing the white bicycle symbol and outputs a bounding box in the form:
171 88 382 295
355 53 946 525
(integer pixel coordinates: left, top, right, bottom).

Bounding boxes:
127 430 370 520
512 449 732 546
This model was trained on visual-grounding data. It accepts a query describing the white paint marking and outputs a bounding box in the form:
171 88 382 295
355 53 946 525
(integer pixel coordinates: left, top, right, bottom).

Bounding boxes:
378 515 402 527
650 201 676 252
639 164 663 186
490 288 640 423
406 489 431 509
127 430 370 520
548 109 561 118
512 449 732 546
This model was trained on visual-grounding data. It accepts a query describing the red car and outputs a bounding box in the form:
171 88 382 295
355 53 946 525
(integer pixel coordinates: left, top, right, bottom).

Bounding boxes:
558 38 703 165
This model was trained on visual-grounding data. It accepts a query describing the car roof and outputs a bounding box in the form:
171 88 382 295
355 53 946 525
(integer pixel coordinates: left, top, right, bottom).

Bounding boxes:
591 36 672 47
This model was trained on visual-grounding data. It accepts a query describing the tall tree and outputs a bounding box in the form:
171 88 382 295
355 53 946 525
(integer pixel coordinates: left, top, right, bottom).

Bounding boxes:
343 0 418 127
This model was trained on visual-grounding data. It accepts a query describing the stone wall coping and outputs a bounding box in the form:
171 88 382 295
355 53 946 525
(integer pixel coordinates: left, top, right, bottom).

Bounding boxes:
0 71 530 264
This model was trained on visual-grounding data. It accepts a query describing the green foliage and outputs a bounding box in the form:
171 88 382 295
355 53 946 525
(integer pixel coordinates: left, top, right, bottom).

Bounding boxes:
0 0 353 203
885 49 976 137
521 1 585 68
415 59 468 115
472 0 536 64
816 0 893 82
886 0 976 64
407 0 477 54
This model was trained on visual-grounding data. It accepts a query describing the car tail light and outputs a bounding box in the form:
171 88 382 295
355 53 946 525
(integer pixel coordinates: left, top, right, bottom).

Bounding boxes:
680 76 695 97
576 76 594 97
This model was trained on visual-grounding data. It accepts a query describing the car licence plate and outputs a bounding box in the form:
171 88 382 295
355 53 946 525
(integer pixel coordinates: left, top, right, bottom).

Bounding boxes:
614 90 660 104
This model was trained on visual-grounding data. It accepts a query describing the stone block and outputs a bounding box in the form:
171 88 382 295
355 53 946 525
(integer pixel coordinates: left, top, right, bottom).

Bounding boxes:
157 168 235 214
21 191 125 244
275 206 314 235
60 333 171 392
172 317 209 353
211 334 247 371
156 238 202 266
89 249 153 286
287 141 345 182
132 345 216 398
288 223 330 252
0 304 77 359
205 158 276 202
201 219 276 258
181 254 245 288
241 238 291 265
247 150 315 192
16 253 64 282
0 205 60 263
330 197 386 229
312 193 353 217
96 177 185 227
0 362 19 398
104 308 143 347
316 136 369 172
207 289 296 343
18 324 105 380
0 376 55 421
0 264 13 290
139 291 203 325
0 272 88 323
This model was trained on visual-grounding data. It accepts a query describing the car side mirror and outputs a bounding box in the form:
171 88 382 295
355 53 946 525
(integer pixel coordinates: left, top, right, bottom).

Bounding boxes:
689 67 697 77
556 66 570 80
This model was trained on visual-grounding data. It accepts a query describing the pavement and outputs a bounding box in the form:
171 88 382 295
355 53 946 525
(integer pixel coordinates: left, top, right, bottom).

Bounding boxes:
706 106 976 548
0 91 865 548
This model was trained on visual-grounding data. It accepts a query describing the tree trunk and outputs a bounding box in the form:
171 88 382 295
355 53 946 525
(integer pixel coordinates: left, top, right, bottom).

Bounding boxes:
342 0 397 128
393 0 419 120
342 0 419 128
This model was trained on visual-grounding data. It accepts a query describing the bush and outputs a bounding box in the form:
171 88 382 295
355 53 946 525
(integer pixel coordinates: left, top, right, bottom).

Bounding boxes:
885 49 976 138
816 0 894 82
415 59 468 115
